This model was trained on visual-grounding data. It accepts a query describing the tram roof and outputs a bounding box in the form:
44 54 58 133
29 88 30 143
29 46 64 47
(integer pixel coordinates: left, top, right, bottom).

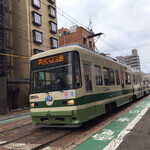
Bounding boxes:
30 43 117 62
31 44 142 73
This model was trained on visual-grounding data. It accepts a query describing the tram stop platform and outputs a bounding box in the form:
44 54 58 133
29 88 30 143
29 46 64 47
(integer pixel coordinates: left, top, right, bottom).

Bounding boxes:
73 96 150 150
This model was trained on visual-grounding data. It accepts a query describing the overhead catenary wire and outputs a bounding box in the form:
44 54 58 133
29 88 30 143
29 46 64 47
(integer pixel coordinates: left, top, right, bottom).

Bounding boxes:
39 0 88 30
99 38 127 56
0 53 30 59
103 43 150 53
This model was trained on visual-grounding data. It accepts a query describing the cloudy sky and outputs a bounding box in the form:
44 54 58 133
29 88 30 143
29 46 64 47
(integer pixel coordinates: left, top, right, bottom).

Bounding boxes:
56 0 150 73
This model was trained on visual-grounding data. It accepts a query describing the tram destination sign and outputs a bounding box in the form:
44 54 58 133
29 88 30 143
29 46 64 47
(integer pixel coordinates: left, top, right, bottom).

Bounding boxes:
37 54 64 66
31 52 71 70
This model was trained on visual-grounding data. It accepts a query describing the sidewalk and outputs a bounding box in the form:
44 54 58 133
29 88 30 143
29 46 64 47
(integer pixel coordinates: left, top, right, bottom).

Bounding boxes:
0 108 30 122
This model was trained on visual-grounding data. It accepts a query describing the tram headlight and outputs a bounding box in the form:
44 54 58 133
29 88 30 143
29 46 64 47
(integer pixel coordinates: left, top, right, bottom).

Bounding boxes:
68 100 74 105
30 103 35 108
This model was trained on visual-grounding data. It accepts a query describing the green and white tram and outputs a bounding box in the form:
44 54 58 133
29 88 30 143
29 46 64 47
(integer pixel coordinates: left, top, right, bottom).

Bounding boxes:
29 44 145 127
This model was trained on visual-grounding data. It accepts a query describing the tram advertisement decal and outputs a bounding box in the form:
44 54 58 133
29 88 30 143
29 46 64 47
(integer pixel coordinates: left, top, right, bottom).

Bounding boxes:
45 95 54 106
64 90 75 98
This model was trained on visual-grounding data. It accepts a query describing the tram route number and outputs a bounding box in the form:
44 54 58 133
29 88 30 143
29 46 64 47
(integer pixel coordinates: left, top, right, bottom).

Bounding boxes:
30 95 39 99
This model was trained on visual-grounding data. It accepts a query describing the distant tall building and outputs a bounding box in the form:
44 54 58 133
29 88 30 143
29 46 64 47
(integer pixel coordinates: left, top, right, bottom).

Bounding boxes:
58 25 95 51
116 49 141 71
0 0 58 113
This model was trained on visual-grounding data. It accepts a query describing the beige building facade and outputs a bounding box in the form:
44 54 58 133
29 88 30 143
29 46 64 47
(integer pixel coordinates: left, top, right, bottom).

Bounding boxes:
0 0 58 113
116 49 141 71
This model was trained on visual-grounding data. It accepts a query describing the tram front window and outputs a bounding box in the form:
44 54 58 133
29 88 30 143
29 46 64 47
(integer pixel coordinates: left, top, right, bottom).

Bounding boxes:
31 65 72 93
30 51 81 93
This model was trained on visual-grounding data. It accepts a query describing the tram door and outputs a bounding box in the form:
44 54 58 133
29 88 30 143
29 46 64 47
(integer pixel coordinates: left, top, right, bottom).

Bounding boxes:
83 63 96 117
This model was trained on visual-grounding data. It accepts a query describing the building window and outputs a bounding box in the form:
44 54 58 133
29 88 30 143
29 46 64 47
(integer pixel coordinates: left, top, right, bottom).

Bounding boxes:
33 48 44 54
95 65 103 86
83 38 87 46
89 41 92 49
32 0 41 9
50 37 58 49
48 0 55 4
32 11 42 26
48 5 56 18
49 21 57 34
33 30 43 44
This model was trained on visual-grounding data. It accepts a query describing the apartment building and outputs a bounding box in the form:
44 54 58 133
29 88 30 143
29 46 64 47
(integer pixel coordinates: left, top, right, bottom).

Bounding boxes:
58 25 95 51
116 49 141 71
0 0 58 114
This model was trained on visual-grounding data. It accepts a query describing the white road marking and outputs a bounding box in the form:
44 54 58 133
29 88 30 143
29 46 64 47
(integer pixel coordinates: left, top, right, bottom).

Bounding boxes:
103 103 150 150
92 129 114 141
42 146 51 150
0 141 7 144
129 110 139 114
116 117 130 122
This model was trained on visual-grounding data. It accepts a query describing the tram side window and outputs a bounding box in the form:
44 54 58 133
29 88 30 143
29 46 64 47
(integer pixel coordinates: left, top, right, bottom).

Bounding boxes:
95 65 103 86
103 68 109 85
120 70 124 88
128 73 131 85
136 75 140 84
133 74 136 84
125 72 131 85
115 70 120 85
110 69 115 85
143 79 146 84
103 67 115 85
84 63 92 91
74 52 82 88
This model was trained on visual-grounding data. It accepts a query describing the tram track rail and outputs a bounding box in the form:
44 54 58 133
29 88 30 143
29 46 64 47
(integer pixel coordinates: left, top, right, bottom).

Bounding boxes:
0 128 75 150
0 123 33 134
33 130 75 150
